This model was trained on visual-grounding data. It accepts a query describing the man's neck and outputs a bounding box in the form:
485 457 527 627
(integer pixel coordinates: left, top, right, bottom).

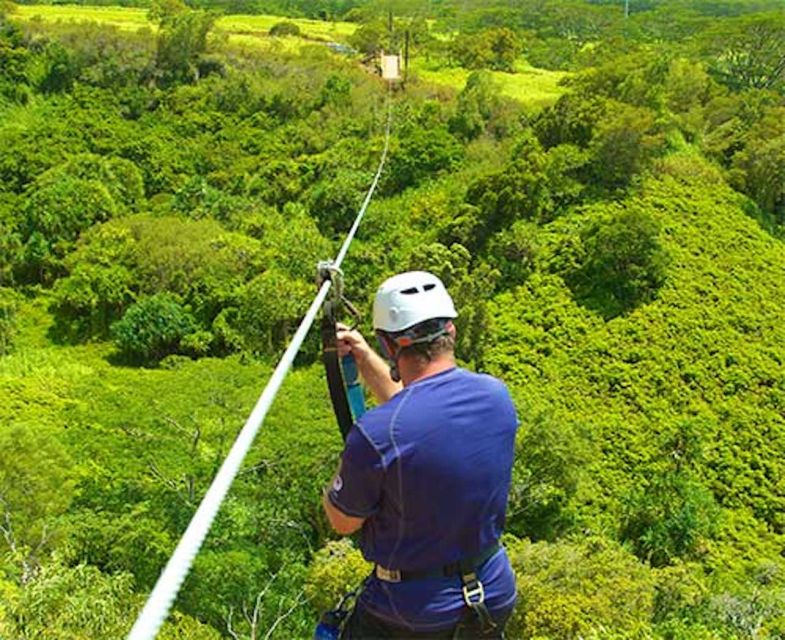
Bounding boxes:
399 355 456 386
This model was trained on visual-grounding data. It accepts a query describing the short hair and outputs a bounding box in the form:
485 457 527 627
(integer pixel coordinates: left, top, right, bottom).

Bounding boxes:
394 318 456 362
401 333 455 362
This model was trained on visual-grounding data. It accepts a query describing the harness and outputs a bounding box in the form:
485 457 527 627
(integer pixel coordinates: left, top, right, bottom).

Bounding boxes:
318 262 366 441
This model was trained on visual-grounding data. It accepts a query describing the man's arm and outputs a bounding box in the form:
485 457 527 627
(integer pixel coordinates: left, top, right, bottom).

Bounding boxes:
336 325 402 404
322 488 365 535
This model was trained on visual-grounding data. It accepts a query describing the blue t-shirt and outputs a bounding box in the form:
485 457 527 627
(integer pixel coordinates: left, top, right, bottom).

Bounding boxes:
328 367 519 631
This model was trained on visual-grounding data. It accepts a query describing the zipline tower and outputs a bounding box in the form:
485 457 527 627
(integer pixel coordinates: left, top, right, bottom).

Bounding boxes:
380 9 408 87
381 51 402 82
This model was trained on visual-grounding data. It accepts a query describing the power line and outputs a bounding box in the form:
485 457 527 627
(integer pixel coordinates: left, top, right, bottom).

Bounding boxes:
126 85 393 640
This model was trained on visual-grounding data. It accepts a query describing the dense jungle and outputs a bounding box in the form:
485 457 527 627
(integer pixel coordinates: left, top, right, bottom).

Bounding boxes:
1 0 785 637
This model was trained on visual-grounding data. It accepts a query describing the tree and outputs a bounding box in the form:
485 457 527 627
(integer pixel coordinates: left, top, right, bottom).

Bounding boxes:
20 175 118 283
6 561 220 639
348 20 386 58
507 410 587 541
449 71 503 141
731 107 785 225
566 207 669 317
152 2 217 85
0 427 76 585
464 132 552 242
450 28 522 72
486 220 539 290
233 269 312 356
700 13 785 93
505 536 655 639
588 101 665 190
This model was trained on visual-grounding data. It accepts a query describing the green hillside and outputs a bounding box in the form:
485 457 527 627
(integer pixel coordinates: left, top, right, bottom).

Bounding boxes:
1 0 785 638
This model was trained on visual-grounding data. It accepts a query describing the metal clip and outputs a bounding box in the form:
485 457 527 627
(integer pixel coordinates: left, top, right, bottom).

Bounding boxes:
375 565 402 583
317 260 344 301
462 580 485 607
317 260 362 330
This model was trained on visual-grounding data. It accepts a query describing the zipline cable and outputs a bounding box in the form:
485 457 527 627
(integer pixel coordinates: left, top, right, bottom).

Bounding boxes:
127 84 393 640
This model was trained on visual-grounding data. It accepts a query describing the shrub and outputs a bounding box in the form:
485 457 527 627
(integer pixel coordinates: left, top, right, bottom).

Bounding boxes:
305 540 372 613
269 21 301 37
111 293 197 365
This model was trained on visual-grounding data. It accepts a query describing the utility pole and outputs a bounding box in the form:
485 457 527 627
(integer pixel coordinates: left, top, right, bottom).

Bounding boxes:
404 29 410 87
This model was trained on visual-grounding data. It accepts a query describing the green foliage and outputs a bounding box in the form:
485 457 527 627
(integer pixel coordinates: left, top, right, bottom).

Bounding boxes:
111 293 198 365
699 13 785 93
449 71 503 141
7 563 139 639
621 470 719 568
20 174 118 284
730 106 785 225
565 207 669 318
153 4 218 85
232 268 313 355
486 220 539 289
52 215 267 344
450 28 522 72
0 426 76 583
464 133 553 243
507 409 587 541
6 561 220 639
384 123 464 193
305 539 371 613
621 421 720 567
348 20 385 57
505 535 656 639
307 169 369 235
0 286 19 356
588 101 666 190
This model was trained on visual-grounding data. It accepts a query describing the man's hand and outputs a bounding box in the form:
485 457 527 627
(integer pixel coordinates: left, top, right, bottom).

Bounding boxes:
336 323 372 364
335 323 402 403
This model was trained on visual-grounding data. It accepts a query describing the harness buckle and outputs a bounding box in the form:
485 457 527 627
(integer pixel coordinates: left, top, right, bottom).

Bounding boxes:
375 565 402 583
462 578 485 607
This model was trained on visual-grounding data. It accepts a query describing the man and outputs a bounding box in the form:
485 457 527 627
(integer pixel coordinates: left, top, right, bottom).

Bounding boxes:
322 271 519 639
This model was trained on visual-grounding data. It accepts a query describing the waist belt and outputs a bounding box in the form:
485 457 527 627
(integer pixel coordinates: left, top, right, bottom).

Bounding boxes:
374 542 501 583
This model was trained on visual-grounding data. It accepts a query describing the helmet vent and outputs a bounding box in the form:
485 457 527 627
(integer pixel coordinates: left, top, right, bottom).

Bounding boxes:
401 287 419 295
423 284 436 291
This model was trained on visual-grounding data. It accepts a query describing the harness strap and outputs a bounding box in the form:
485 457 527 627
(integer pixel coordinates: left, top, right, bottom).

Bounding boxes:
319 261 366 442
374 544 501 634
374 542 500 582
321 299 354 442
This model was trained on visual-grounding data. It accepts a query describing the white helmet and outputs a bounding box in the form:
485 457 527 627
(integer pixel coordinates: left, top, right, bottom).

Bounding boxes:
373 271 457 333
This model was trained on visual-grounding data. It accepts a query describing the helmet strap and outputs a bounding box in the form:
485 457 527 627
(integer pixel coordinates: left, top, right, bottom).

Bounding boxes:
376 320 453 383
376 332 402 382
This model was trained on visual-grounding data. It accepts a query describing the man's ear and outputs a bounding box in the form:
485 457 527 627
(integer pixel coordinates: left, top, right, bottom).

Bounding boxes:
446 321 457 339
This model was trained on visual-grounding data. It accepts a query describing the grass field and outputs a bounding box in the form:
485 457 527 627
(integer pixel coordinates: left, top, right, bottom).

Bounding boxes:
11 4 567 107
411 59 568 108
13 4 357 40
